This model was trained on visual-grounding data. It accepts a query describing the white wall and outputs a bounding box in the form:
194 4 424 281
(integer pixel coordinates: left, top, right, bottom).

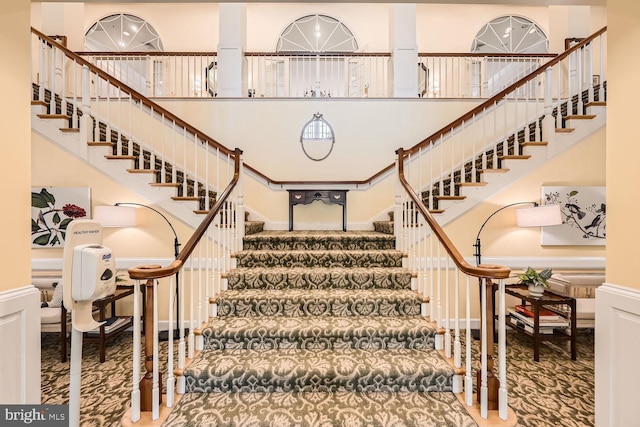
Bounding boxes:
29 3 601 55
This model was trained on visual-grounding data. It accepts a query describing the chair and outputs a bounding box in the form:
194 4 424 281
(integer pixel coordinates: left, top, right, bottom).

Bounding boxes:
33 276 71 362
547 272 604 329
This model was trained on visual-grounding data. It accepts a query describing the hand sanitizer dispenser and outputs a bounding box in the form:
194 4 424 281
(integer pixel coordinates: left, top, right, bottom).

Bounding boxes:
71 244 116 301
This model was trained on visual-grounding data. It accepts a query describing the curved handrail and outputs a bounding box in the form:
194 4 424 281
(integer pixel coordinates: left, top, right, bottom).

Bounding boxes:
404 26 607 157
127 148 243 281
35 26 605 191
32 27 235 158
233 28 604 187
396 148 510 280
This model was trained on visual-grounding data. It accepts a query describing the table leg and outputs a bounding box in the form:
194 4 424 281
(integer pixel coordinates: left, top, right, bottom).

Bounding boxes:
99 305 106 363
343 204 347 231
289 203 294 231
570 299 577 360
533 301 540 362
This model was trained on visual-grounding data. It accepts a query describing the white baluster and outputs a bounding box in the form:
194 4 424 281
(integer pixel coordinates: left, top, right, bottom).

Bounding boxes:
166 275 175 408
130 279 141 422
464 275 473 407
498 278 508 420
480 278 488 419
152 279 160 420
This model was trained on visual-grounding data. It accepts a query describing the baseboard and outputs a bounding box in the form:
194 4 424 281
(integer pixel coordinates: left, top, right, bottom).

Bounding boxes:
595 283 640 427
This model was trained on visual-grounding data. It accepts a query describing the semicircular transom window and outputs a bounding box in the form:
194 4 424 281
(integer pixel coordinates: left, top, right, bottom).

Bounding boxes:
471 15 548 54
84 13 164 52
277 14 358 53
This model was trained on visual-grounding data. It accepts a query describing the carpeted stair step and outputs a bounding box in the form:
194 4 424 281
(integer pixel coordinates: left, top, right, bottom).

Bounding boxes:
243 230 396 251
183 347 454 393
226 266 412 290
373 220 394 234
163 390 477 427
216 289 422 317
244 220 264 235
235 249 404 268
201 316 437 350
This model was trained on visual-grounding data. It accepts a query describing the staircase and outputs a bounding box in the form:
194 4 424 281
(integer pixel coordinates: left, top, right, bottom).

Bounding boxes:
163 230 478 426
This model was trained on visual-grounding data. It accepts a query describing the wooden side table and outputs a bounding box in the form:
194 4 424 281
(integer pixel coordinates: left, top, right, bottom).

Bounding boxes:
288 190 348 231
84 286 134 363
504 284 577 362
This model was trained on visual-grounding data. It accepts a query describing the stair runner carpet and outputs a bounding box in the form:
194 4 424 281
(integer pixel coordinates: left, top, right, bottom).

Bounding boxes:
163 230 477 426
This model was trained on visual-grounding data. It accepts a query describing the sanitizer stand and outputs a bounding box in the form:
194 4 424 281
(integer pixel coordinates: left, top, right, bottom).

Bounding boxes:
62 220 116 427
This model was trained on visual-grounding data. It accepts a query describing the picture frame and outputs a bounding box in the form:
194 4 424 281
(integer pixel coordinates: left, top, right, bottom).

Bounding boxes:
31 187 91 248
541 186 605 246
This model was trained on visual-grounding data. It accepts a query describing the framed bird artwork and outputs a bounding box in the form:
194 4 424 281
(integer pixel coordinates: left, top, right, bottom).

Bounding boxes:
541 186 606 245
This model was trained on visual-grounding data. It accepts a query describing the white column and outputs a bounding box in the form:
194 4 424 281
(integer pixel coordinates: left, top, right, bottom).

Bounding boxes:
217 3 247 97
389 4 418 98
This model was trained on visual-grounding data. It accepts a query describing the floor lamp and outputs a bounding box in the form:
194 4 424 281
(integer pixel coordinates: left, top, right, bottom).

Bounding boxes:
94 203 183 341
471 201 562 340
473 202 562 266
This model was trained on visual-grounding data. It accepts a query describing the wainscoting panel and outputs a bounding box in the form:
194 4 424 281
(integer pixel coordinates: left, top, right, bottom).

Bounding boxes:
0 286 41 403
595 283 640 427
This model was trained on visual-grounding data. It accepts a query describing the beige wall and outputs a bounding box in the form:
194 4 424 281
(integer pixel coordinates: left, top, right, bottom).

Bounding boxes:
31 133 195 260
606 0 638 288
1 0 31 293
447 128 606 262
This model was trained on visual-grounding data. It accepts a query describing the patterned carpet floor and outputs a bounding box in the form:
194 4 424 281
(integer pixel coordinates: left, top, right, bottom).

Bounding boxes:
40 328 594 426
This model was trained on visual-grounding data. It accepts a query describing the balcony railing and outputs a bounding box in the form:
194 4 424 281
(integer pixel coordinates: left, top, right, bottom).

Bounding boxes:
78 51 556 99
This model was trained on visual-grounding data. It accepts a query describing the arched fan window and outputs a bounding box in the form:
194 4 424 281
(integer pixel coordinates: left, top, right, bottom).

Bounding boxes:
277 14 358 53
84 13 163 52
259 15 359 97
471 15 548 54
84 14 165 95
470 15 548 97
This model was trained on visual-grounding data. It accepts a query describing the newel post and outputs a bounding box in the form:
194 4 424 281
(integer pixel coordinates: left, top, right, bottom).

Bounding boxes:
477 278 499 410
140 276 162 412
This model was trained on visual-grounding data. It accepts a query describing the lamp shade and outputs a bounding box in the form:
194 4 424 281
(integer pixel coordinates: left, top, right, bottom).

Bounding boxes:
516 204 562 227
93 205 138 227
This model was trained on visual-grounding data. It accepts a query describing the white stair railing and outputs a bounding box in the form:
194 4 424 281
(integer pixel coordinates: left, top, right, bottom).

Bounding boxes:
395 27 606 421
32 28 244 423
79 50 560 99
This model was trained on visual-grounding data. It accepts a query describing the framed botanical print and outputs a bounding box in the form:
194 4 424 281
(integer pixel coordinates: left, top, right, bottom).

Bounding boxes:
31 187 91 248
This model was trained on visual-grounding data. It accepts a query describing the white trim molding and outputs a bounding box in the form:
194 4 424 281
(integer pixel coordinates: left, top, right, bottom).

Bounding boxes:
0 285 41 403
595 283 640 427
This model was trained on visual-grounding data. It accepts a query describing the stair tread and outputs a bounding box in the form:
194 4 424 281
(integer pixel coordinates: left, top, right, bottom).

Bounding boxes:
219 288 419 299
217 289 421 317
235 249 405 268
164 391 475 427
244 230 395 250
184 347 454 393
201 315 437 350
226 266 413 290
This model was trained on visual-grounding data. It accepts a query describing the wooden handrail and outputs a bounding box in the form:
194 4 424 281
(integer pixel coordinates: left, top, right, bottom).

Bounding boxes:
418 52 557 58
31 27 235 158
75 51 556 59
396 148 510 280
127 148 243 281
404 26 607 157
33 26 605 192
